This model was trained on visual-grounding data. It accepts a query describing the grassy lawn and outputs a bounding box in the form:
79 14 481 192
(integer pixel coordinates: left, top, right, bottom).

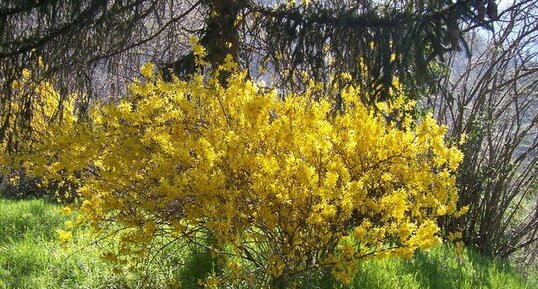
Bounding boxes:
0 198 536 289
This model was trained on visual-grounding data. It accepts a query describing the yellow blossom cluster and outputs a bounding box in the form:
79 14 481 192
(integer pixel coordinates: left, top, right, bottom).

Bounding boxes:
18 60 463 286
0 67 76 187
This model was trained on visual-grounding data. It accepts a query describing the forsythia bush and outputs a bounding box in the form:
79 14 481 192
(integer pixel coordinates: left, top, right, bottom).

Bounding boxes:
0 68 74 157
16 60 464 287
0 67 76 197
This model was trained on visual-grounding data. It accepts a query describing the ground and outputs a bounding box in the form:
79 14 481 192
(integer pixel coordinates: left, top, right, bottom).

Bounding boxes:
0 198 536 289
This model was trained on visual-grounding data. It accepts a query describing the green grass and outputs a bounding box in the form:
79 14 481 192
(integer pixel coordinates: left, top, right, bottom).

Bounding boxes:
0 198 536 289
353 246 537 289
0 198 213 289
0 198 139 289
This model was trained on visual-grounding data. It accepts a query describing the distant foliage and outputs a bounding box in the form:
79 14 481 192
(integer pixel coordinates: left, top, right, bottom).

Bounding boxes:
10 60 464 287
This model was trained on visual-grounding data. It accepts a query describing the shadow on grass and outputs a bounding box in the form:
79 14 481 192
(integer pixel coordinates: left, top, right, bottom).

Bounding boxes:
401 248 485 289
399 247 531 289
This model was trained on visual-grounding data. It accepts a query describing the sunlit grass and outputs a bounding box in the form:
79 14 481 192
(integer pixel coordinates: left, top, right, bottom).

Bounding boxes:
1 198 536 289
353 246 537 289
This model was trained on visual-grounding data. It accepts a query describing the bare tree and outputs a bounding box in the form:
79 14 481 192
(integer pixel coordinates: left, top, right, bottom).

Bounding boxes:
431 0 538 263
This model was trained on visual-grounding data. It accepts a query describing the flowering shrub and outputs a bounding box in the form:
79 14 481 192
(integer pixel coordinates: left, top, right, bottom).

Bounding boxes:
17 61 464 287
0 67 77 198
1 68 75 157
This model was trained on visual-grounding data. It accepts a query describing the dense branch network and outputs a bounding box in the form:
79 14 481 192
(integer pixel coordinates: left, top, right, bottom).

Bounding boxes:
0 0 499 149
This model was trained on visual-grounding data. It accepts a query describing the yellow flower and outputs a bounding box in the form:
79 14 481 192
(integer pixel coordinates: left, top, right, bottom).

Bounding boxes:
21 68 31 79
458 132 467 145
140 62 155 78
13 59 463 285
56 229 72 243
61 206 72 215
189 35 206 57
